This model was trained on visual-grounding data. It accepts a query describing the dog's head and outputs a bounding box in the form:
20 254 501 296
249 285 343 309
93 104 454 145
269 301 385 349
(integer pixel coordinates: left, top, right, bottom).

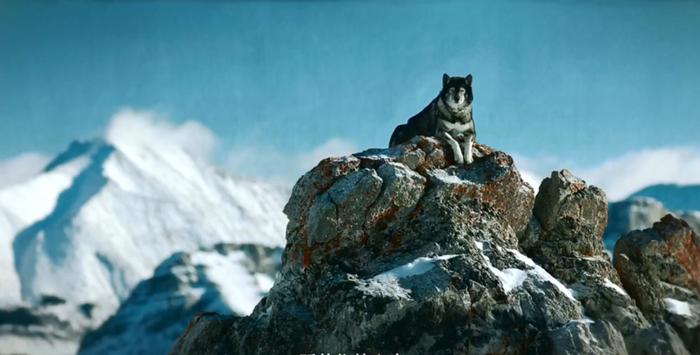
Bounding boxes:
440 73 473 110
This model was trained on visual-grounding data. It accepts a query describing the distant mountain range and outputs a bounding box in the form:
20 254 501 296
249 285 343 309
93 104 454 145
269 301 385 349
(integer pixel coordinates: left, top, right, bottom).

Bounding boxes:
78 243 282 355
629 184 700 211
0 139 289 354
604 184 700 252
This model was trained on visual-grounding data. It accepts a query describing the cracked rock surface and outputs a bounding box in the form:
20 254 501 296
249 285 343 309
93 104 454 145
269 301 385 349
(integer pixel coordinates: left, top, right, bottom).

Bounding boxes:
171 137 699 355
615 215 700 353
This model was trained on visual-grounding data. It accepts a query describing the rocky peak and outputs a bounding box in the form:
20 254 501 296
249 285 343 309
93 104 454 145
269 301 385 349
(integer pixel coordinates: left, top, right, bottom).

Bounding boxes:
615 215 700 305
281 137 534 279
614 215 700 350
522 169 614 283
172 138 700 355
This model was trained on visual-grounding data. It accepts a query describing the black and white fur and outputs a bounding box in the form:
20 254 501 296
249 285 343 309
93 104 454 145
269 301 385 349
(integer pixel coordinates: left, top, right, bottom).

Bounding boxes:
389 73 476 164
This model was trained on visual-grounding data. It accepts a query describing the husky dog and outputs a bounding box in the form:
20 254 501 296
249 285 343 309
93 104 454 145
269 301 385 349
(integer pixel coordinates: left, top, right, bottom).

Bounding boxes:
389 73 475 164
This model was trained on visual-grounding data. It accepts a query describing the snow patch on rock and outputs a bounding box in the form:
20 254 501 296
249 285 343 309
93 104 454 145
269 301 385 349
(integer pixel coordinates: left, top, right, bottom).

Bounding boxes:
509 248 577 301
475 241 573 297
664 298 692 317
358 254 459 300
604 278 628 296
374 254 458 280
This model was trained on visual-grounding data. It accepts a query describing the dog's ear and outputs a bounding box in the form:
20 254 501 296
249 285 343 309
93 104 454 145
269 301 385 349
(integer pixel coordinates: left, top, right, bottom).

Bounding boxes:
466 74 473 85
442 73 450 87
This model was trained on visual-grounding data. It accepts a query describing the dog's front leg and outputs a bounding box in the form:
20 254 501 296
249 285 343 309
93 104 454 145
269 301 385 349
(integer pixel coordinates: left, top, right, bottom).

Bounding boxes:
439 131 463 165
463 134 475 165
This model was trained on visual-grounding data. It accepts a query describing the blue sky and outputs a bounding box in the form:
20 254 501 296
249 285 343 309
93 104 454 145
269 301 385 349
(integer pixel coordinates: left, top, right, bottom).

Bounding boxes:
0 0 699 197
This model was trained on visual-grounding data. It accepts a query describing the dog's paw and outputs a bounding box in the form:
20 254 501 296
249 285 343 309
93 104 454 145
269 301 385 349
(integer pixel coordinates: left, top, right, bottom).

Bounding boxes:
464 155 474 165
453 151 464 165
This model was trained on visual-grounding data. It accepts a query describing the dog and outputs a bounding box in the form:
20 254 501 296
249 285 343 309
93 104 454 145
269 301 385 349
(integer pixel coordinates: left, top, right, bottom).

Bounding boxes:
389 73 475 165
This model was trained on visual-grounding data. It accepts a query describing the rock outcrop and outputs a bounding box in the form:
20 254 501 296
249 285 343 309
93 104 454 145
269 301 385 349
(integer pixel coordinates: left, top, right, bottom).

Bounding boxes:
523 171 696 354
522 170 613 284
171 137 699 355
615 215 700 352
606 196 700 252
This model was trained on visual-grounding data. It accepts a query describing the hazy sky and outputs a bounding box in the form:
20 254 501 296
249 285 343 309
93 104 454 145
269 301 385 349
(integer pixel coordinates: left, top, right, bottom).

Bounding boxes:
0 0 699 193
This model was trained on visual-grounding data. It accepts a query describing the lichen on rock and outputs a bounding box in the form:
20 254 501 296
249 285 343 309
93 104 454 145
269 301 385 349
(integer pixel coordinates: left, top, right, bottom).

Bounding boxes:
171 137 700 355
614 215 700 352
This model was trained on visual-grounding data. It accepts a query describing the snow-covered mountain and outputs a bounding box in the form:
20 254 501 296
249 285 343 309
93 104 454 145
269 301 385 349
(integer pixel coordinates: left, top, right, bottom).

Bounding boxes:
604 188 700 252
0 136 289 354
629 184 700 212
78 243 282 355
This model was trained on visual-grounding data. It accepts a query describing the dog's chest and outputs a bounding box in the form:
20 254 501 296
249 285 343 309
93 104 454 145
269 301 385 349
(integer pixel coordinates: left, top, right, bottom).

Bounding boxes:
437 118 473 136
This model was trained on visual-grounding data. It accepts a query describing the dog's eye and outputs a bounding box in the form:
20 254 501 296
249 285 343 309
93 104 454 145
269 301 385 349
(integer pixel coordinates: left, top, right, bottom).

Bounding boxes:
459 88 466 93
449 88 455 93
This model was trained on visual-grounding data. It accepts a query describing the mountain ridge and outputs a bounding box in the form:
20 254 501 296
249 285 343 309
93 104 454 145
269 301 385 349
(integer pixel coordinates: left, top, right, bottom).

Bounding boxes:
629 184 700 212
78 243 282 355
0 137 289 354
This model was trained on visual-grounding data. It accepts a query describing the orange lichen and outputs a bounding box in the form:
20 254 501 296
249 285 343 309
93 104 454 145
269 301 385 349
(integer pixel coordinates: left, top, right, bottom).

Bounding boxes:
302 245 312 268
409 203 423 220
372 205 399 230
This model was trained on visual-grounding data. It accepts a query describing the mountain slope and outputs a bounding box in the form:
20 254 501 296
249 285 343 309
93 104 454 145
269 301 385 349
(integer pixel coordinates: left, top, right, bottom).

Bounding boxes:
78 243 281 355
0 137 289 354
630 184 700 212
0 145 92 307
